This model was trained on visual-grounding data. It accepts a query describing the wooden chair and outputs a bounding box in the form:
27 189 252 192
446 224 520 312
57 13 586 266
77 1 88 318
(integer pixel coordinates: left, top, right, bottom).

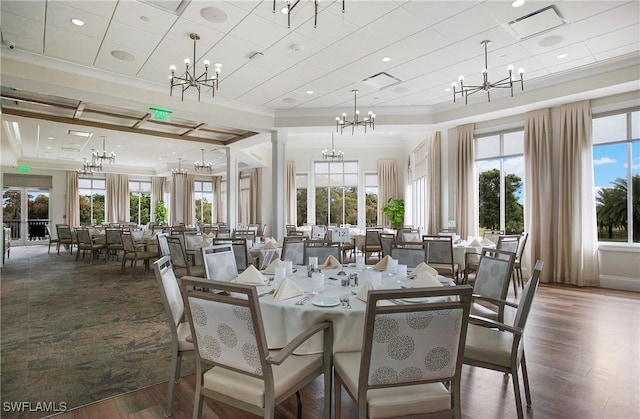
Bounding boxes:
56 224 74 254
378 232 395 259
211 238 252 272
470 248 517 323
496 234 521 296
181 277 332 419
390 242 427 268
121 231 158 277
151 256 194 417
105 228 124 261
514 232 529 287
281 236 306 265
482 229 504 246
423 235 460 281
202 244 238 281
334 285 473 419
363 228 383 262
46 225 59 254
166 236 205 278
303 240 342 265
464 261 544 419
75 228 105 264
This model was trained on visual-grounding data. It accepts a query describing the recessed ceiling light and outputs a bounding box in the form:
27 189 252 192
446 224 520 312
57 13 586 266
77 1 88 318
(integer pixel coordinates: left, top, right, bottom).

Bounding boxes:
539 35 563 47
290 44 304 53
70 18 85 26
67 129 91 138
47 137 54 140
511 0 525 7
139 15 150 22
382 57 391 62
306 90 314 95
557 53 568 59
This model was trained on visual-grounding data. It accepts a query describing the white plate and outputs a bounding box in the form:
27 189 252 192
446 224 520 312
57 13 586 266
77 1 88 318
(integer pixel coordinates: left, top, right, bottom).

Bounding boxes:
312 297 341 307
402 297 430 303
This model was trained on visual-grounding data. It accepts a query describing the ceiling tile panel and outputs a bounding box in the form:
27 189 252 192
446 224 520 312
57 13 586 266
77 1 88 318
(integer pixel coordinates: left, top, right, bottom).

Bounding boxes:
46 1 111 38
399 1 478 26
431 3 499 44
592 42 640 62
227 13 291 48
0 12 45 44
55 0 118 18
111 0 179 35
44 25 103 66
533 42 593 67
103 21 164 52
179 0 252 34
94 42 152 76
1 0 45 22
324 1 399 28
585 23 640 55
556 1 629 23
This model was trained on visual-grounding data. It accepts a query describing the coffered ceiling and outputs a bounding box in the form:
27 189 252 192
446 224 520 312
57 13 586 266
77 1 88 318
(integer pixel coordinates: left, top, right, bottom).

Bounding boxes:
1 0 639 173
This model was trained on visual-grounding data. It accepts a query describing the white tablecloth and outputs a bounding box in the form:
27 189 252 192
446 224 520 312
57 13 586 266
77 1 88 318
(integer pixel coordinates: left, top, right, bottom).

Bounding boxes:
259 265 451 354
249 244 282 269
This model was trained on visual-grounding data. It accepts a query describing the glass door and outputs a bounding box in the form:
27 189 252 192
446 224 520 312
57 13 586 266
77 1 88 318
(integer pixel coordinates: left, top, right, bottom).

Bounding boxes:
2 187 50 246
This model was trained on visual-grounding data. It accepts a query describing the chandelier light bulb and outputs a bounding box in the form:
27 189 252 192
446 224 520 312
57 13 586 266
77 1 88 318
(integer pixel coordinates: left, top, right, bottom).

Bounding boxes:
507 64 514 72
203 60 210 67
170 65 176 72
184 58 190 65
518 68 525 75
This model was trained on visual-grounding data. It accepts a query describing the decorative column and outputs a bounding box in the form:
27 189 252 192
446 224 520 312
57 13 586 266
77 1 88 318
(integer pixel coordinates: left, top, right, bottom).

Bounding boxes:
226 147 239 230
271 131 287 239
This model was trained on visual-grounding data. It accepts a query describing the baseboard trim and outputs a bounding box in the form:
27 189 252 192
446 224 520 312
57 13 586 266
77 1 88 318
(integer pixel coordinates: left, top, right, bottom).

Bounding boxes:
599 275 640 292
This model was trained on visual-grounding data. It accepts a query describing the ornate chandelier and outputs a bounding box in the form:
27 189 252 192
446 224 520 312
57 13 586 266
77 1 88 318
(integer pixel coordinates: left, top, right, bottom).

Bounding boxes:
273 0 345 28
322 133 343 161
452 40 524 104
172 158 188 177
169 33 222 101
82 151 102 172
194 148 212 173
336 90 375 135
92 136 116 165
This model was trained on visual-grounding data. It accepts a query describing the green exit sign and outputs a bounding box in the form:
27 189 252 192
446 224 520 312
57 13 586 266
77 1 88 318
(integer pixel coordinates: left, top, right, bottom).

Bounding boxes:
19 166 30 173
150 107 172 122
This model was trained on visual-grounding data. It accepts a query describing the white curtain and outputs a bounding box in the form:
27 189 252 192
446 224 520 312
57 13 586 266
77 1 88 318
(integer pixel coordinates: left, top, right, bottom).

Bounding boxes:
426 132 441 235
377 159 398 227
455 124 476 239
185 174 195 226
556 101 599 286
524 108 554 283
250 168 259 224
151 176 166 223
238 173 251 225
213 176 222 223
106 174 129 223
66 171 80 227
286 160 297 225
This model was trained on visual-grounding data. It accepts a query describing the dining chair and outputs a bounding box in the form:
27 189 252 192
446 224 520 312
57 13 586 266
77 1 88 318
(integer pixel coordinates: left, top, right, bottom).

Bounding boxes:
482 229 504 246
105 228 124 261
496 234 521 296
120 231 158 278
156 232 170 258
464 260 544 419
211 237 252 272
75 228 105 264
470 248 517 323
303 240 342 265
310 224 328 240
233 229 256 243
181 277 333 419
390 242 427 268
202 244 238 281
166 236 205 278
378 232 395 258
514 232 529 287
285 224 298 236
151 256 194 417
363 228 383 262
46 225 59 254
56 224 74 254
334 285 473 419
282 236 306 265
422 235 460 281
2 227 10 263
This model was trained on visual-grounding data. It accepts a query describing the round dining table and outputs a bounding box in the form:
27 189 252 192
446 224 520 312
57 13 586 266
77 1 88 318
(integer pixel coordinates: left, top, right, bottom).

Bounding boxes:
258 264 452 354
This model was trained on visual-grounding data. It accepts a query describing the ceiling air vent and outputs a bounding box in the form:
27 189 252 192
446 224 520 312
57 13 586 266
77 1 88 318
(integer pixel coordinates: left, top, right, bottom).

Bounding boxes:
361 72 402 90
139 0 191 15
508 5 566 40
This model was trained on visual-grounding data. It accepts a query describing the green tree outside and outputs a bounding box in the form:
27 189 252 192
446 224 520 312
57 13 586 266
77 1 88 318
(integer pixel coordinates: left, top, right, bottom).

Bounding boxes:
478 168 524 234
596 175 640 242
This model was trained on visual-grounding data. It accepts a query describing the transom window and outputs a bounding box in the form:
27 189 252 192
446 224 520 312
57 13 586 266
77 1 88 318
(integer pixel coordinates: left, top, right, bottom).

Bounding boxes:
314 161 358 226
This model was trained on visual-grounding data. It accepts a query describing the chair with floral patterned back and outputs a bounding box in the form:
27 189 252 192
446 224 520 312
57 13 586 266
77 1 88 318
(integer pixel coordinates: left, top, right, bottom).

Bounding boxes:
202 244 238 281
182 277 332 419
334 285 473 419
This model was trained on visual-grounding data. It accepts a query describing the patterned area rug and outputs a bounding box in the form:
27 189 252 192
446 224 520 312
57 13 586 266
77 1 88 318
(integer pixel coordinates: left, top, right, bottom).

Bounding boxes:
0 246 194 418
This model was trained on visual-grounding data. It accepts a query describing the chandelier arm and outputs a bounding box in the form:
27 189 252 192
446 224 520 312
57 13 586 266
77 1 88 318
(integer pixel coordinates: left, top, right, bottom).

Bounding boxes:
314 0 318 28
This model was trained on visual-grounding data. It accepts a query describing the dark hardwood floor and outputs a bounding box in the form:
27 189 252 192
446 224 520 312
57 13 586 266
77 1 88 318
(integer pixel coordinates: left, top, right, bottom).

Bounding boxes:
51 283 639 419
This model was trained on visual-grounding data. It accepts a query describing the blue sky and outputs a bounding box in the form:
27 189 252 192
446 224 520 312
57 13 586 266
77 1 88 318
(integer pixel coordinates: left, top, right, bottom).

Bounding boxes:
593 142 639 189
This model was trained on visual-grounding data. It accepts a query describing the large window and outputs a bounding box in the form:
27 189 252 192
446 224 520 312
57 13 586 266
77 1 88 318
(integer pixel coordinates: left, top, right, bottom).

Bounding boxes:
593 110 640 243
79 177 105 226
129 180 151 225
314 161 358 226
364 173 378 227
195 180 214 224
410 142 427 231
475 130 524 235
296 173 308 226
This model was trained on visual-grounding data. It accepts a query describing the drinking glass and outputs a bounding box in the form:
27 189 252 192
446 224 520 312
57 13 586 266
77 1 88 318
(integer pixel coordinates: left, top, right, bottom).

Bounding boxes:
311 272 324 294
356 255 365 270
284 260 293 276
397 264 408 278
387 258 398 274
309 256 318 269
274 267 286 286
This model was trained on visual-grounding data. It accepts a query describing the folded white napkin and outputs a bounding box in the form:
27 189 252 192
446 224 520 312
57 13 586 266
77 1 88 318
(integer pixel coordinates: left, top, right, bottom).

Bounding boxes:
320 255 342 269
481 237 494 246
272 277 304 301
410 271 443 288
408 262 438 279
469 238 482 247
263 241 278 250
356 280 376 303
233 265 268 285
262 258 285 274
198 238 212 247
373 255 392 271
